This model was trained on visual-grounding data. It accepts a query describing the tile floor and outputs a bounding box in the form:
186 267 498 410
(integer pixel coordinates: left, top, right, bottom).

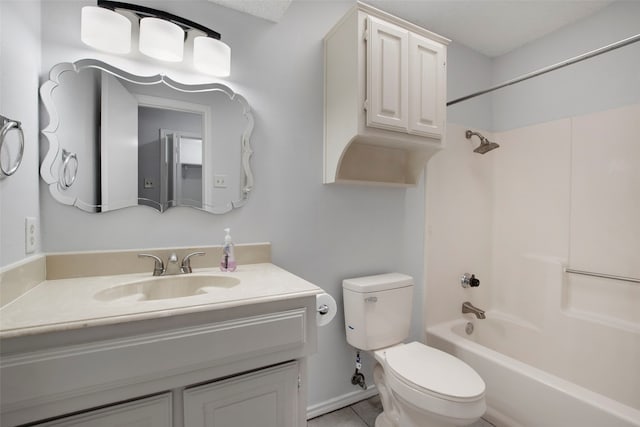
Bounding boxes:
307 395 495 427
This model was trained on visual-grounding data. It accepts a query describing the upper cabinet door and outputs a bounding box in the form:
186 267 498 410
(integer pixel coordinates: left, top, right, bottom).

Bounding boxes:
366 16 409 132
408 33 446 138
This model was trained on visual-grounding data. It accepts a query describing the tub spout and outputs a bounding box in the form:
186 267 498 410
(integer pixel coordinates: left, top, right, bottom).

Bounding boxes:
462 301 486 319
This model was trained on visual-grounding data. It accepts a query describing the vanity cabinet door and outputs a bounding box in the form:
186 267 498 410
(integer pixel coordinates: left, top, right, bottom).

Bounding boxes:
183 362 299 427
33 394 172 427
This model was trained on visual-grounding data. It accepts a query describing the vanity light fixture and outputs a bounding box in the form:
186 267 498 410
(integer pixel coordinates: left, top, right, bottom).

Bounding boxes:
81 5 132 54
193 36 231 77
81 0 231 76
138 17 184 62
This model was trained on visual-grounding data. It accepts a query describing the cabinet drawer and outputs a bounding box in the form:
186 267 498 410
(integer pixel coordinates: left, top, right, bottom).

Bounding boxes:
183 362 298 427
2 309 307 417
32 394 171 427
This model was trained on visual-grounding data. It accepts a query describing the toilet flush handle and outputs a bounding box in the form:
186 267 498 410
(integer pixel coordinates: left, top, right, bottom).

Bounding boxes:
365 296 378 303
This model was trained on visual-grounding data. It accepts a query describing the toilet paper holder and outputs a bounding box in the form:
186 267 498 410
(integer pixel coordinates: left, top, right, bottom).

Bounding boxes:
315 293 337 327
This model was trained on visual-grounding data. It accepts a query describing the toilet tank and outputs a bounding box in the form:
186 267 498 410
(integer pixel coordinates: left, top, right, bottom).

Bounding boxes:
342 273 414 350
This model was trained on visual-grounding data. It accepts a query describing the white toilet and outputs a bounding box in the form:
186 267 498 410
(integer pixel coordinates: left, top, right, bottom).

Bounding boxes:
343 273 486 427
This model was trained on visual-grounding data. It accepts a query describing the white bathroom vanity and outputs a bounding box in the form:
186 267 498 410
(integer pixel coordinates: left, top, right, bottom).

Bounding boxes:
0 259 321 427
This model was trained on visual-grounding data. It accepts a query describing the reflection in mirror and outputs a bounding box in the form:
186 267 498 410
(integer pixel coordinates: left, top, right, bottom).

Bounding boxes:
40 59 254 214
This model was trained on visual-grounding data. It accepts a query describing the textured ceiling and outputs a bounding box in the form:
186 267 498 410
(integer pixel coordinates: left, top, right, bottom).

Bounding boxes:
206 0 613 57
206 0 293 23
367 0 614 57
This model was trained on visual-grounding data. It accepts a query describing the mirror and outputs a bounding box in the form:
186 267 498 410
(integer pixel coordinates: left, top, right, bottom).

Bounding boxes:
40 59 254 214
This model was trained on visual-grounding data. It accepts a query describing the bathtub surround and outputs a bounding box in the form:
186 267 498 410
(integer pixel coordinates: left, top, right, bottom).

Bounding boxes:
426 2 639 425
428 104 640 425
424 122 493 327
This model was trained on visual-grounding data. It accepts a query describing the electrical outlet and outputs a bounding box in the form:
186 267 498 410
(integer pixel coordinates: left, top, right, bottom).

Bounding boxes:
144 178 154 189
25 217 37 254
214 174 227 188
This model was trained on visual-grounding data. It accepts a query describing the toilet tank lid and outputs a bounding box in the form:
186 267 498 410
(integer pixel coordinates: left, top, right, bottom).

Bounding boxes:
343 273 413 293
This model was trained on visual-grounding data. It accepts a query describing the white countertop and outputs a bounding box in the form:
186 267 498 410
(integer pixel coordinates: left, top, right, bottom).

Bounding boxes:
0 263 322 339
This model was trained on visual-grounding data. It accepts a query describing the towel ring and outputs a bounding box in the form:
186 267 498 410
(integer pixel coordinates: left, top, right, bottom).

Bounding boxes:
0 115 25 177
59 149 78 189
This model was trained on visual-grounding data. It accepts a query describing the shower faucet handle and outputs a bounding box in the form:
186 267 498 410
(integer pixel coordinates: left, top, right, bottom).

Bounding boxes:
461 273 480 288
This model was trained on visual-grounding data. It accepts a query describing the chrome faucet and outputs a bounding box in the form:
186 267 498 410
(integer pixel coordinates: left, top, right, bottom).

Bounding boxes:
180 252 205 273
138 253 165 276
138 252 206 276
462 301 486 319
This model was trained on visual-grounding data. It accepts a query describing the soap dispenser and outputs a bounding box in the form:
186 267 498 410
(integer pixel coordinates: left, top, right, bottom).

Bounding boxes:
220 228 237 272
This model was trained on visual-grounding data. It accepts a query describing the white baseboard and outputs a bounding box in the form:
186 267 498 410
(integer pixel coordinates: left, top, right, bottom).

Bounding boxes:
307 385 378 420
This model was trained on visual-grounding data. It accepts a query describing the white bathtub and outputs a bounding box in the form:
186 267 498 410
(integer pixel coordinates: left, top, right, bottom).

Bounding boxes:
427 316 640 427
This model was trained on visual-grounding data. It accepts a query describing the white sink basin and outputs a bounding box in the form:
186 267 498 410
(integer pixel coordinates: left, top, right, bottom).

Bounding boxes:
94 275 241 302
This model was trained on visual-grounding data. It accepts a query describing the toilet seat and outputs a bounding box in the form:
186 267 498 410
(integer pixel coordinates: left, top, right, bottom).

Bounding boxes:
377 342 486 420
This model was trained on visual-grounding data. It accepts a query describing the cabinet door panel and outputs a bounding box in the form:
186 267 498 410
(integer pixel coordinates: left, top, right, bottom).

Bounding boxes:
366 16 409 132
408 33 445 137
183 362 298 427
34 394 172 427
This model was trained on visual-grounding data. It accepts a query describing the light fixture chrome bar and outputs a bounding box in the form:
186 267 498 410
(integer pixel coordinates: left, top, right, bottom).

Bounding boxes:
447 33 640 106
98 0 221 39
565 268 640 284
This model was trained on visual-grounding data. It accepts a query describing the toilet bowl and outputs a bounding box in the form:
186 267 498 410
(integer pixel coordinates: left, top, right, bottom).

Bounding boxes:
373 342 485 427
342 273 486 427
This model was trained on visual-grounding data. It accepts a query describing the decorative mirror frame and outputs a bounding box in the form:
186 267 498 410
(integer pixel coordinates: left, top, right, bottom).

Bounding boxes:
40 59 254 214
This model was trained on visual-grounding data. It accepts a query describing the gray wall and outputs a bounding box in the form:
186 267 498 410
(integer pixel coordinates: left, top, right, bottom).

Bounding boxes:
446 41 493 131
491 0 640 131
1 0 495 410
33 0 435 409
0 1 42 267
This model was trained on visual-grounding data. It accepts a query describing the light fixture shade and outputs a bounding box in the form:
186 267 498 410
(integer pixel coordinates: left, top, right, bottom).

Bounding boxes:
81 6 131 54
193 36 231 77
139 17 184 62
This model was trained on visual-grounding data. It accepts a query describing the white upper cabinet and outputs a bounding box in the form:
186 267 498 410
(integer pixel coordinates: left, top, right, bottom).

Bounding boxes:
324 2 449 186
366 16 409 132
408 32 446 138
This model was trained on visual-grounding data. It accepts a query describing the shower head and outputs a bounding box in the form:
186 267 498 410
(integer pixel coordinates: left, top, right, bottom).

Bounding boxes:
465 130 500 154
474 140 500 154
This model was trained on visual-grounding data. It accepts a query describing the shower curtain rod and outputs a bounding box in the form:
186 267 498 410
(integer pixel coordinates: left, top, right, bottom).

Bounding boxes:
446 32 640 106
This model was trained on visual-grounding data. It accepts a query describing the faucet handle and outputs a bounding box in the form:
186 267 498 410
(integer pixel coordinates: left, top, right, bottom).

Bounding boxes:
461 273 480 288
181 252 206 274
138 253 165 276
